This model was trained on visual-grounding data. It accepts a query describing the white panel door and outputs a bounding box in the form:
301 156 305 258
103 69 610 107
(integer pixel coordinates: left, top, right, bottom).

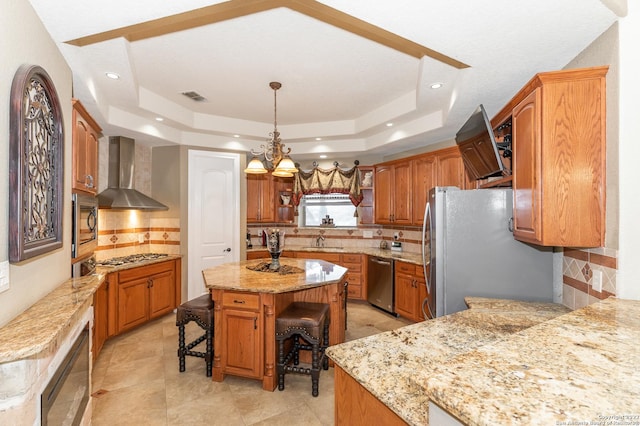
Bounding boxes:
188 150 240 300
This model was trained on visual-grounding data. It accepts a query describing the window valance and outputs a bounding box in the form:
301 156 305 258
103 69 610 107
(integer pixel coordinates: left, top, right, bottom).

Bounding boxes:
292 165 363 208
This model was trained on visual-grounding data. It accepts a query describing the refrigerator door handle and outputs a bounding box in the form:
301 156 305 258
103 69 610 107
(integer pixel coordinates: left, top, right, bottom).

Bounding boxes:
422 200 435 319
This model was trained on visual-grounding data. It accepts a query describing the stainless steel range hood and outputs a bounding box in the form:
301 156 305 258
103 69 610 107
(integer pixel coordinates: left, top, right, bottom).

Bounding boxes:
97 136 168 210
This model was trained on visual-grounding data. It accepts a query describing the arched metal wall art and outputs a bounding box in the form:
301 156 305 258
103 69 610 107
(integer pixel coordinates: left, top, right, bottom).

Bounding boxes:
9 64 64 262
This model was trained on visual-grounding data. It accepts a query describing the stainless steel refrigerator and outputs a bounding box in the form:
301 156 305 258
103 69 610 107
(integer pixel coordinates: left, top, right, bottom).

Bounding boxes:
421 187 554 318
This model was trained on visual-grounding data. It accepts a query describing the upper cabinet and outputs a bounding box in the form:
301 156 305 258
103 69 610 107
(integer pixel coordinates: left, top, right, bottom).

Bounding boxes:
357 167 374 225
246 173 294 223
374 161 412 225
492 66 608 247
247 173 276 223
411 155 436 225
72 99 101 195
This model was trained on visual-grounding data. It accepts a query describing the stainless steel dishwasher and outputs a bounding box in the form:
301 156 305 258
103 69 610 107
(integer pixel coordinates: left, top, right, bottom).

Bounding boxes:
367 257 395 315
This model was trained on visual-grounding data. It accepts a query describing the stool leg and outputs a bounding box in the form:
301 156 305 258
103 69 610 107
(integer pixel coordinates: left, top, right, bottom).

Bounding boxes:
277 338 286 391
311 342 320 397
178 323 186 373
205 326 213 377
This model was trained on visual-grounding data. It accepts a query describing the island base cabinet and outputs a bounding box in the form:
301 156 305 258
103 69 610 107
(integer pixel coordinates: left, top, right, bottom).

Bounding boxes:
334 366 407 425
221 308 262 379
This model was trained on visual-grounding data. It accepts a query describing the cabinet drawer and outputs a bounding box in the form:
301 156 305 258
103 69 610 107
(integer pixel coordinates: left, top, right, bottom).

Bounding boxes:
222 292 260 311
118 260 174 283
346 284 362 299
303 252 342 263
342 254 362 264
344 273 363 286
341 262 361 273
395 261 414 275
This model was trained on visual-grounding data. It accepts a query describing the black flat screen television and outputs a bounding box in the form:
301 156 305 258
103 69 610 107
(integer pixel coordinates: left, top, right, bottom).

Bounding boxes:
455 104 505 180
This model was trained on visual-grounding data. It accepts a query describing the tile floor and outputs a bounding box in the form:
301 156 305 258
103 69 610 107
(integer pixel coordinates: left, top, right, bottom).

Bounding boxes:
91 301 411 425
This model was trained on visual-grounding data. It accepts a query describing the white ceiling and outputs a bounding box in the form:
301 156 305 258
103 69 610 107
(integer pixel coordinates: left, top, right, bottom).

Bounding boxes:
29 0 621 162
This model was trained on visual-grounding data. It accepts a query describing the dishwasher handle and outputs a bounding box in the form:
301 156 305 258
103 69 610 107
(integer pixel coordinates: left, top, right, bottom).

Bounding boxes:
370 257 392 266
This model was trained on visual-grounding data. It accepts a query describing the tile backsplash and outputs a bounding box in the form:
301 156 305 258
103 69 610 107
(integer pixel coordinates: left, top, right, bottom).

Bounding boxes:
96 210 180 260
562 247 617 310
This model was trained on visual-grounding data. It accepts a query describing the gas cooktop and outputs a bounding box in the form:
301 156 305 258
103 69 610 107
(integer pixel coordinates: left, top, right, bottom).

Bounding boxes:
96 253 169 266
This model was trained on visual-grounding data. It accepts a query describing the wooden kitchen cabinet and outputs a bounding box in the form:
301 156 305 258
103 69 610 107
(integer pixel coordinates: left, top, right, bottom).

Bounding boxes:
493 66 607 247
394 261 429 322
357 166 374 224
435 146 475 190
113 259 179 334
411 154 436 225
374 161 412 224
247 174 275 223
220 291 263 379
273 175 295 223
92 279 109 361
72 99 101 195
293 251 367 301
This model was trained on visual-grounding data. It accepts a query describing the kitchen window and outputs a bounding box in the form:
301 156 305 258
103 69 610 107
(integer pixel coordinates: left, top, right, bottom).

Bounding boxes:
298 194 357 228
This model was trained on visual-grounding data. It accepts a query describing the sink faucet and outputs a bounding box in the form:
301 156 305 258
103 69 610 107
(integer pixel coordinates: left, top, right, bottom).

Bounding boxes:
315 234 325 247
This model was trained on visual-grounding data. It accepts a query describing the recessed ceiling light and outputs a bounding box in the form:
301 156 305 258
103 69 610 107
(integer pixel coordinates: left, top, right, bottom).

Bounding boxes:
386 123 393 127
430 82 443 89
105 72 120 80
319 154 327 159
233 134 240 138
315 137 322 141
155 117 164 122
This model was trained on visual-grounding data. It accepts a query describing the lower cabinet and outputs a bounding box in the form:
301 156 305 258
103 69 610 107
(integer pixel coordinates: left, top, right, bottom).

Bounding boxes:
220 291 263 379
92 279 109 361
394 261 429 322
292 251 367 301
105 259 180 336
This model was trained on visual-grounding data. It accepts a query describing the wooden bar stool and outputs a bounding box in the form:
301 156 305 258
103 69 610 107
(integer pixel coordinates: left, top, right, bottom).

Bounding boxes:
176 294 214 377
276 302 330 397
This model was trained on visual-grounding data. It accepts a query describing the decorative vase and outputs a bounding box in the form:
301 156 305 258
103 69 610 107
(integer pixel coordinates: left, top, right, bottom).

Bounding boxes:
280 194 291 205
267 229 285 270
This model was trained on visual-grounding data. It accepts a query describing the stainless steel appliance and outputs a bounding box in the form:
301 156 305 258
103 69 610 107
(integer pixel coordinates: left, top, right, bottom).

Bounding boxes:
367 256 395 315
71 193 98 260
422 187 554 318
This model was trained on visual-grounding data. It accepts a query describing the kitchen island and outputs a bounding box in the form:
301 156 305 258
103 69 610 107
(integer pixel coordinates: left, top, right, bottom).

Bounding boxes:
202 258 348 391
328 297 640 425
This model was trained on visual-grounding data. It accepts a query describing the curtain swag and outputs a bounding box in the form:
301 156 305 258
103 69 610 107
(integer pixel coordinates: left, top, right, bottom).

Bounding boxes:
292 166 363 208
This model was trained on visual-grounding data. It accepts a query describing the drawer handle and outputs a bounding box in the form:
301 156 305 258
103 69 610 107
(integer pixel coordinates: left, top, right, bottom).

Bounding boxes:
233 299 246 304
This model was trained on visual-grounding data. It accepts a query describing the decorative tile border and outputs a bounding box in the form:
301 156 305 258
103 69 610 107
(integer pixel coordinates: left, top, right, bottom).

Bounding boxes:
562 247 618 309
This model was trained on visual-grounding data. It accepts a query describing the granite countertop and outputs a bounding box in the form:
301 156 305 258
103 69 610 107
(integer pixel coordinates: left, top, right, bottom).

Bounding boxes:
0 273 105 363
202 258 348 293
424 297 640 425
95 254 182 274
249 246 424 266
326 298 571 425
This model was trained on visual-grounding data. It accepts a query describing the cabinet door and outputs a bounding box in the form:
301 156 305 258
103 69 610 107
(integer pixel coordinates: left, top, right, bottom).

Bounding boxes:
412 155 436 225
222 309 261 378
148 270 175 319
436 148 466 189
246 174 275 223
93 280 109 361
72 100 100 194
117 277 149 333
374 165 393 224
512 90 540 242
273 175 294 223
394 273 416 320
393 161 412 224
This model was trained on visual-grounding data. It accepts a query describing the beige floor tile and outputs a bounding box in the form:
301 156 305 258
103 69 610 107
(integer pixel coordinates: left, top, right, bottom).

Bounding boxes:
92 302 412 425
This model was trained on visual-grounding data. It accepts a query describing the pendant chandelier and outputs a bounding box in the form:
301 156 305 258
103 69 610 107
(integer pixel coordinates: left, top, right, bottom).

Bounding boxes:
244 81 298 177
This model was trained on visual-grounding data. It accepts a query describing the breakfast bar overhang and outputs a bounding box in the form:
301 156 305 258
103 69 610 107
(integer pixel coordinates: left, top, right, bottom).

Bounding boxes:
202 258 348 391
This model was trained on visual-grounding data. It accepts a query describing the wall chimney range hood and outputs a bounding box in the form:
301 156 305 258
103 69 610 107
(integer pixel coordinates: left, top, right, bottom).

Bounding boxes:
97 136 168 210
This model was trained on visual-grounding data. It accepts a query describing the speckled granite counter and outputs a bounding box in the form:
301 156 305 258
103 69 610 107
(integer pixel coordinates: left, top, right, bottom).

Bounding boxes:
95 254 182 274
0 272 105 363
424 297 640 425
248 246 424 266
326 298 571 425
202 258 348 292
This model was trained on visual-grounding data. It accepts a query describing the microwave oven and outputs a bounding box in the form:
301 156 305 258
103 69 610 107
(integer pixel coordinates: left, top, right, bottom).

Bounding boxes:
72 193 98 260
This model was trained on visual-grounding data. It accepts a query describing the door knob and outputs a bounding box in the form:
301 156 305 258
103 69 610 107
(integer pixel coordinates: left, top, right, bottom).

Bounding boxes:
223 248 231 252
